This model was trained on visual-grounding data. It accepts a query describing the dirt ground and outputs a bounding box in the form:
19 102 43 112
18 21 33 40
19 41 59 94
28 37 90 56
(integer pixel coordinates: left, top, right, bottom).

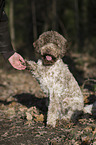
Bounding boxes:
0 53 96 145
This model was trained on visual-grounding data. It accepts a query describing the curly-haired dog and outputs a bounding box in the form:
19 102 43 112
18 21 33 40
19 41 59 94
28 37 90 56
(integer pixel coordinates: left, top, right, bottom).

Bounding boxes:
26 31 84 127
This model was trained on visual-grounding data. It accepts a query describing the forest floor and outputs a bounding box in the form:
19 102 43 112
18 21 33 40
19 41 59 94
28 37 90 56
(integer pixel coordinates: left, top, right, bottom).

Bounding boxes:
0 53 96 145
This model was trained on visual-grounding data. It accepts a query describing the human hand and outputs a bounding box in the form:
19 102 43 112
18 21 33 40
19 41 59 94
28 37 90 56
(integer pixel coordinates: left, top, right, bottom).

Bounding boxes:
8 52 26 70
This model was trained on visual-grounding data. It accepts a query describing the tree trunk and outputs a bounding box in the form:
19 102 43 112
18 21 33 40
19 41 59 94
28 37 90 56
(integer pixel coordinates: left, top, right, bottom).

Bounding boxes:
74 0 85 51
52 0 57 30
74 0 79 47
9 0 15 50
31 0 37 41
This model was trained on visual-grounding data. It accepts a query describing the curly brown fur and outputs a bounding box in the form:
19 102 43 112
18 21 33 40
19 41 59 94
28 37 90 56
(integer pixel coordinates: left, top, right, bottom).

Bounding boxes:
33 31 67 58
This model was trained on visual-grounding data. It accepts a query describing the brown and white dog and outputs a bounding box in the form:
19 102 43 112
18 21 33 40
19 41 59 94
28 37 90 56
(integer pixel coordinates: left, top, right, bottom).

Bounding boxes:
26 31 92 127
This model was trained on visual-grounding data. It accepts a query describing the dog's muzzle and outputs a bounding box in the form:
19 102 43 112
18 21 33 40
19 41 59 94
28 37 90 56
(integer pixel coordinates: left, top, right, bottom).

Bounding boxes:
41 53 57 65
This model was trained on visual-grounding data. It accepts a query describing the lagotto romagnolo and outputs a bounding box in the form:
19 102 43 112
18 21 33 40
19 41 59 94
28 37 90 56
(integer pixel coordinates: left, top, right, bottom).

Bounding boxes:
26 31 84 127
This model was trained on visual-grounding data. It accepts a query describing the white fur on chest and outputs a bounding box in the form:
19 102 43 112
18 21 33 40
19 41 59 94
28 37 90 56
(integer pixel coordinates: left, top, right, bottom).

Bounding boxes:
36 59 69 96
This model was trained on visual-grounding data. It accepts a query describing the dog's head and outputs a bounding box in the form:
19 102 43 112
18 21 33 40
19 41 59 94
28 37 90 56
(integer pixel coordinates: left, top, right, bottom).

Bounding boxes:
33 31 68 65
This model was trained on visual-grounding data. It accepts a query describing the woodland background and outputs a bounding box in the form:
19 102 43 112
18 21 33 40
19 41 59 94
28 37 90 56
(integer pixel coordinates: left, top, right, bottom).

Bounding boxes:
0 1 96 144
5 0 96 59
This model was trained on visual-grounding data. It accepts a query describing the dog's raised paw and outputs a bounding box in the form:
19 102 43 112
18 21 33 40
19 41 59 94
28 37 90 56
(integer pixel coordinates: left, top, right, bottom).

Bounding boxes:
25 60 37 71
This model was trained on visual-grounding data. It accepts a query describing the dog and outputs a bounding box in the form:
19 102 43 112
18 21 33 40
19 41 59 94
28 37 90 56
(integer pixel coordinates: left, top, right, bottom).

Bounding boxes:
26 31 84 127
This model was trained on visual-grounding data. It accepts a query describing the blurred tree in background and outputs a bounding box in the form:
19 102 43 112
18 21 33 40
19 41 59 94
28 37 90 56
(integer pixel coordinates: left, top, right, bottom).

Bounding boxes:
5 0 96 59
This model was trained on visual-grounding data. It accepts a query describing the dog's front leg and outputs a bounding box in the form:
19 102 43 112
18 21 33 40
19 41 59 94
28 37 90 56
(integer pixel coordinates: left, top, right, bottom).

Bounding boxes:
25 60 41 78
47 91 60 127
25 60 37 71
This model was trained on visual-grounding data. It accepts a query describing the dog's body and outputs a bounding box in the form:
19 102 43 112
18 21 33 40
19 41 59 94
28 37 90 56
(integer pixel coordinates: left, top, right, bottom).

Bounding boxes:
27 58 84 127
26 31 84 127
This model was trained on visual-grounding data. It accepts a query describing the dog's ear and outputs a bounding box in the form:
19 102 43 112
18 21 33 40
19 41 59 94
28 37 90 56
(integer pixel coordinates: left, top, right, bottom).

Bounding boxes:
60 40 68 58
33 41 41 53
